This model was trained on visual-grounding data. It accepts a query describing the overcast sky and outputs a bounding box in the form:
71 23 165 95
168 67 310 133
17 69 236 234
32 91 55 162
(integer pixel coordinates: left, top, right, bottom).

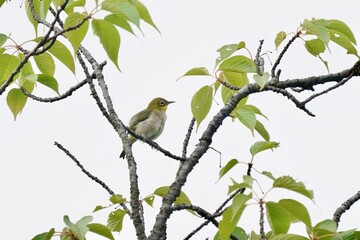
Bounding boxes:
1 0 360 239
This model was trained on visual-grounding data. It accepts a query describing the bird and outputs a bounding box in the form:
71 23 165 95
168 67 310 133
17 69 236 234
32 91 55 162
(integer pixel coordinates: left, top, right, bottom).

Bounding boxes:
120 97 175 159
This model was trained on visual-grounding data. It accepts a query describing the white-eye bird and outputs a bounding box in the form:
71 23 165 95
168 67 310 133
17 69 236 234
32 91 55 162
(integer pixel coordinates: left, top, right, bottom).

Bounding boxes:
120 97 175 159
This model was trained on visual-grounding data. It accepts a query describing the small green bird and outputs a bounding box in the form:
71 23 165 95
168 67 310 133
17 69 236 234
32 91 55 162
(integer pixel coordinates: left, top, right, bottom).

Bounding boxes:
120 97 175 159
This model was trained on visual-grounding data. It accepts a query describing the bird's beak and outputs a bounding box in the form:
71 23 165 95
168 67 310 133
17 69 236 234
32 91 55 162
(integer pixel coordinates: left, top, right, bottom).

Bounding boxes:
167 101 175 105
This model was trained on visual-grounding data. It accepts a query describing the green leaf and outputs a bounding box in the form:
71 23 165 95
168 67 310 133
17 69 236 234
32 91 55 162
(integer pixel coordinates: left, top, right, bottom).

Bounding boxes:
253 72 270 90
329 31 358 56
333 229 357 240
0 33 7 48
101 0 140 27
231 193 252 220
107 209 127 232
7 88 27 120
219 55 257 73
33 52 55 76
255 120 270 141
214 227 247 240
104 14 135 35
219 194 251 240
228 176 253 194
261 171 276 180
275 31 287 50
218 159 239 181
25 0 39 34
88 223 115 240
136 0 160 32
0 54 20 86
25 74 59 94
266 202 290 235
0 0 5 7
270 234 309 240
64 0 86 14
304 38 326 56
301 19 330 45
154 186 192 205
326 19 356 44
63 215 92 240
47 40 75 73
92 19 121 70
215 43 239 68
93 205 108 212
250 141 279 158
178 67 212 80
314 219 337 233
64 12 89 54
222 71 249 87
31 228 55 240
143 195 155 207
236 106 256 134
221 86 248 109
191 85 213 130
109 194 126 204
278 199 312 228
273 176 314 200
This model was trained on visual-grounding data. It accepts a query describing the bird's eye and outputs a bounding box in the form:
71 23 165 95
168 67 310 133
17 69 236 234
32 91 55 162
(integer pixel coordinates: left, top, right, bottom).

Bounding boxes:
159 100 165 106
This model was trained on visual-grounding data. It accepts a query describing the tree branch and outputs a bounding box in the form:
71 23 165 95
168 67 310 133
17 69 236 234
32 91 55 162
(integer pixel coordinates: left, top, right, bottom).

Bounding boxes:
182 118 195 159
333 190 360 227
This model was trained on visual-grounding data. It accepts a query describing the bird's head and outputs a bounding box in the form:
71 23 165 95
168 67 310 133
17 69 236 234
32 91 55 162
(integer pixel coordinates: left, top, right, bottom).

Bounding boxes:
147 97 175 111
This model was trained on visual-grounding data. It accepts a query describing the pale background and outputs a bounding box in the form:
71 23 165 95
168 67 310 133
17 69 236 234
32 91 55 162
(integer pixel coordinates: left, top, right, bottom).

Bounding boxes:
1 0 360 239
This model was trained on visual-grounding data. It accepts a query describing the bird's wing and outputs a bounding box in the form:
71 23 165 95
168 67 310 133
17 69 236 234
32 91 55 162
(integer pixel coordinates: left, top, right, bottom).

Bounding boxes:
129 109 151 130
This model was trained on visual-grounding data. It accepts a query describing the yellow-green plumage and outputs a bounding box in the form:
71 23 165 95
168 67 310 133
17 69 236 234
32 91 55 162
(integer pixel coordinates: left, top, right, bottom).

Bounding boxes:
120 97 174 158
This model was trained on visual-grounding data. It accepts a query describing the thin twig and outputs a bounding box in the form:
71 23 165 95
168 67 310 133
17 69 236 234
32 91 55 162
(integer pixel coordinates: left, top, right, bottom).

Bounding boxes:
54 141 131 214
265 85 315 117
125 126 184 161
259 199 266 240
182 118 195 159
271 31 301 78
21 79 89 103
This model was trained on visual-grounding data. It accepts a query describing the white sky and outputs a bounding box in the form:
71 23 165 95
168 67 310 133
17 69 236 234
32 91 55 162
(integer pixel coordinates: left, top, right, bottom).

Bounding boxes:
1 0 360 239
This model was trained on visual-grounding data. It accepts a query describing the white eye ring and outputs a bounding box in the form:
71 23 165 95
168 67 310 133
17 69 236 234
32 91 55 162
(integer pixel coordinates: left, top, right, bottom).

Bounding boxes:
159 101 165 106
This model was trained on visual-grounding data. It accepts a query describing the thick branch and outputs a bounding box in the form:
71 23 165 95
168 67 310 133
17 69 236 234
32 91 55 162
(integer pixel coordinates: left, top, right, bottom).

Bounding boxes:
333 190 360 227
182 118 195 159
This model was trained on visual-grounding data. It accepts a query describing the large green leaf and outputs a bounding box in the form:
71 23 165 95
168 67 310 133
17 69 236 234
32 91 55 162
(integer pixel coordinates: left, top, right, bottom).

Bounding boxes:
236 106 256 134
218 193 251 240
215 43 243 68
219 55 256 73
0 54 19 86
222 71 249 87
266 201 290 235
273 176 314 200
278 199 312 228
101 0 140 27
92 19 121 70
329 31 358 56
214 227 247 240
136 0 159 32
255 120 270 141
64 12 89 54
191 85 213 130
42 39 75 73
64 0 86 14
33 52 55 76
31 228 55 240
326 19 356 44
7 88 27 120
250 141 279 158
25 74 59 94
88 223 115 240
107 209 126 232
104 14 135 35
301 19 330 45
304 38 326 56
